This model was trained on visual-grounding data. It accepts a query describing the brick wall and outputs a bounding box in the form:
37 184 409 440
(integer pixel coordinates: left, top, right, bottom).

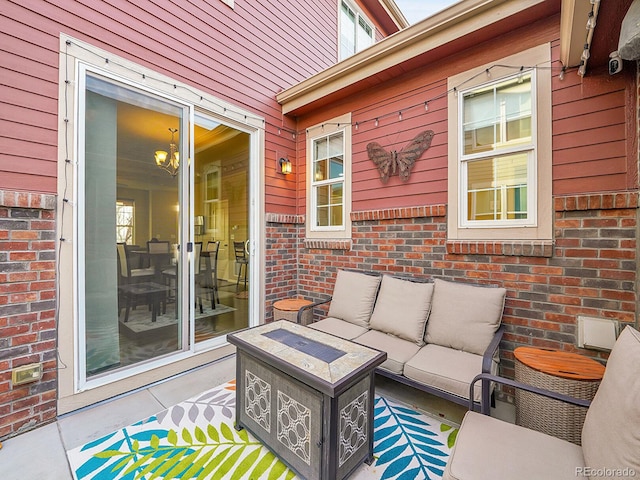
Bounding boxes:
265 213 305 322
290 192 637 399
0 190 57 440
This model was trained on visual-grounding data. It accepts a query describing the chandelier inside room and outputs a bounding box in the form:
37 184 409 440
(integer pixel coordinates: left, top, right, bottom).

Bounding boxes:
155 128 179 176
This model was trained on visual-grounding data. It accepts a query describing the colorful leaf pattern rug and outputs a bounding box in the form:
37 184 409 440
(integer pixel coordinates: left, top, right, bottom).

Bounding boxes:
67 380 457 480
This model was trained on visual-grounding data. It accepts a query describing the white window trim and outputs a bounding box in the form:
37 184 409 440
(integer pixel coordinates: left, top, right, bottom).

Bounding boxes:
338 0 374 61
447 44 553 242
306 113 352 240
458 70 537 228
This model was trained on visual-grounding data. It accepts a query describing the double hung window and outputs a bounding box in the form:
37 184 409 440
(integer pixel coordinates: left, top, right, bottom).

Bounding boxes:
306 115 352 240
312 132 345 229
460 72 535 226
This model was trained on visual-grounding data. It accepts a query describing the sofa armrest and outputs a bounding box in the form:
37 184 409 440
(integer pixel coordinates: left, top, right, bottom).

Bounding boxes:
469 372 591 414
481 325 504 374
297 297 332 324
477 326 504 413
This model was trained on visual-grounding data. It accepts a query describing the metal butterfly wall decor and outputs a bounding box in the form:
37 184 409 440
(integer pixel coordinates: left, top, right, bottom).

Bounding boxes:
367 130 434 183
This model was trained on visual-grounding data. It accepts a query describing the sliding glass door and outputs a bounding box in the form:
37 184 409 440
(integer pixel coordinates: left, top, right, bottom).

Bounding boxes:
77 67 252 388
80 71 188 378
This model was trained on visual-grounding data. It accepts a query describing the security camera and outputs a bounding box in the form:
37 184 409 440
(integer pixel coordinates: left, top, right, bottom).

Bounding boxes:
609 51 622 75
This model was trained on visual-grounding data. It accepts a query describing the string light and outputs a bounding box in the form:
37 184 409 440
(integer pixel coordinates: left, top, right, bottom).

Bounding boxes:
65 40 568 137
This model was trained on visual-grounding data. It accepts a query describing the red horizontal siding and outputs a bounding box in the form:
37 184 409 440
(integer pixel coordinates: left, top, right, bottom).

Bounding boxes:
294 14 635 214
2 0 348 202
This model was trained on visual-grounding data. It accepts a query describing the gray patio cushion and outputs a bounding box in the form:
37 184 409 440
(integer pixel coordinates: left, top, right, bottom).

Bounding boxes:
369 276 434 346
581 326 640 475
307 317 369 340
403 344 497 402
425 279 506 355
443 411 585 480
354 330 420 375
327 270 381 328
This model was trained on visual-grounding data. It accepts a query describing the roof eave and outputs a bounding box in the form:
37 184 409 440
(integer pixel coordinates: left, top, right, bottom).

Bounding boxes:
277 0 549 115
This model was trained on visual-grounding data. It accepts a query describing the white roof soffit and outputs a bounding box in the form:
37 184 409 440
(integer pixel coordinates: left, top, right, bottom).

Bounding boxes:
277 0 548 115
560 0 595 67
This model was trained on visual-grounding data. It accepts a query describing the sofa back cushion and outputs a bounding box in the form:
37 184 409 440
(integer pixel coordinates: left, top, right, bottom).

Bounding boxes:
581 326 640 474
369 276 434 346
425 279 506 355
327 270 381 328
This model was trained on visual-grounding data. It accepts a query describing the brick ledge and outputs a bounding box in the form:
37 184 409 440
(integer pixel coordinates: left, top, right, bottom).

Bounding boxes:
265 213 305 224
351 204 446 221
0 190 56 210
303 239 352 250
446 240 554 257
555 192 638 211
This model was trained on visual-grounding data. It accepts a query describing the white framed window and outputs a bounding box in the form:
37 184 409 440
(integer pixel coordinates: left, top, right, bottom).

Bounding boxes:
459 72 535 227
339 0 374 60
306 114 352 239
115 200 135 244
447 44 553 242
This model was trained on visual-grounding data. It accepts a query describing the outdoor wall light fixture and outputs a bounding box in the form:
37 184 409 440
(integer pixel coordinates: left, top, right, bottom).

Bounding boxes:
279 157 292 175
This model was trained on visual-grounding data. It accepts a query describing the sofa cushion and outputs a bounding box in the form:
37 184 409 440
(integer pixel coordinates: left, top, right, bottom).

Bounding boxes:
425 279 506 355
443 411 585 480
307 317 369 340
327 270 381 328
403 344 497 402
369 276 434 346
354 330 420 375
581 326 640 475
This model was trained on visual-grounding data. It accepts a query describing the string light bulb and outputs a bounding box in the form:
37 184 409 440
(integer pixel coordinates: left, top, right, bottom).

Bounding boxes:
424 101 429 111
398 111 402 121
578 62 586 77
559 67 565 81
375 118 379 127
355 122 359 130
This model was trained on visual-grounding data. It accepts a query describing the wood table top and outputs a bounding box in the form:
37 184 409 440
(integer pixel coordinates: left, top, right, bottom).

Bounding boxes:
514 346 605 381
273 298 313 311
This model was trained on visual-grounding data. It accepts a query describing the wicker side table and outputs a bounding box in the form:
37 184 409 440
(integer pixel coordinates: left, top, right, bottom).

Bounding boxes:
273 298 313 325
514 347 605 445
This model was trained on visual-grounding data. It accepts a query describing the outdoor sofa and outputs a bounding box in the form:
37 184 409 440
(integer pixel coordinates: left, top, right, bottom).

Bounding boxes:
443 325 640 480
297 269 507 412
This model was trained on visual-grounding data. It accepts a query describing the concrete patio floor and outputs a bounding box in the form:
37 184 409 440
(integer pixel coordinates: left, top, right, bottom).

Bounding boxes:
0 354 514 480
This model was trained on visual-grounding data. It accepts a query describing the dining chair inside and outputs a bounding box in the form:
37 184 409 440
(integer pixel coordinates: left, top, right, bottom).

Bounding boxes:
202 241 220 309
116 242 156 322
233 241 248 292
